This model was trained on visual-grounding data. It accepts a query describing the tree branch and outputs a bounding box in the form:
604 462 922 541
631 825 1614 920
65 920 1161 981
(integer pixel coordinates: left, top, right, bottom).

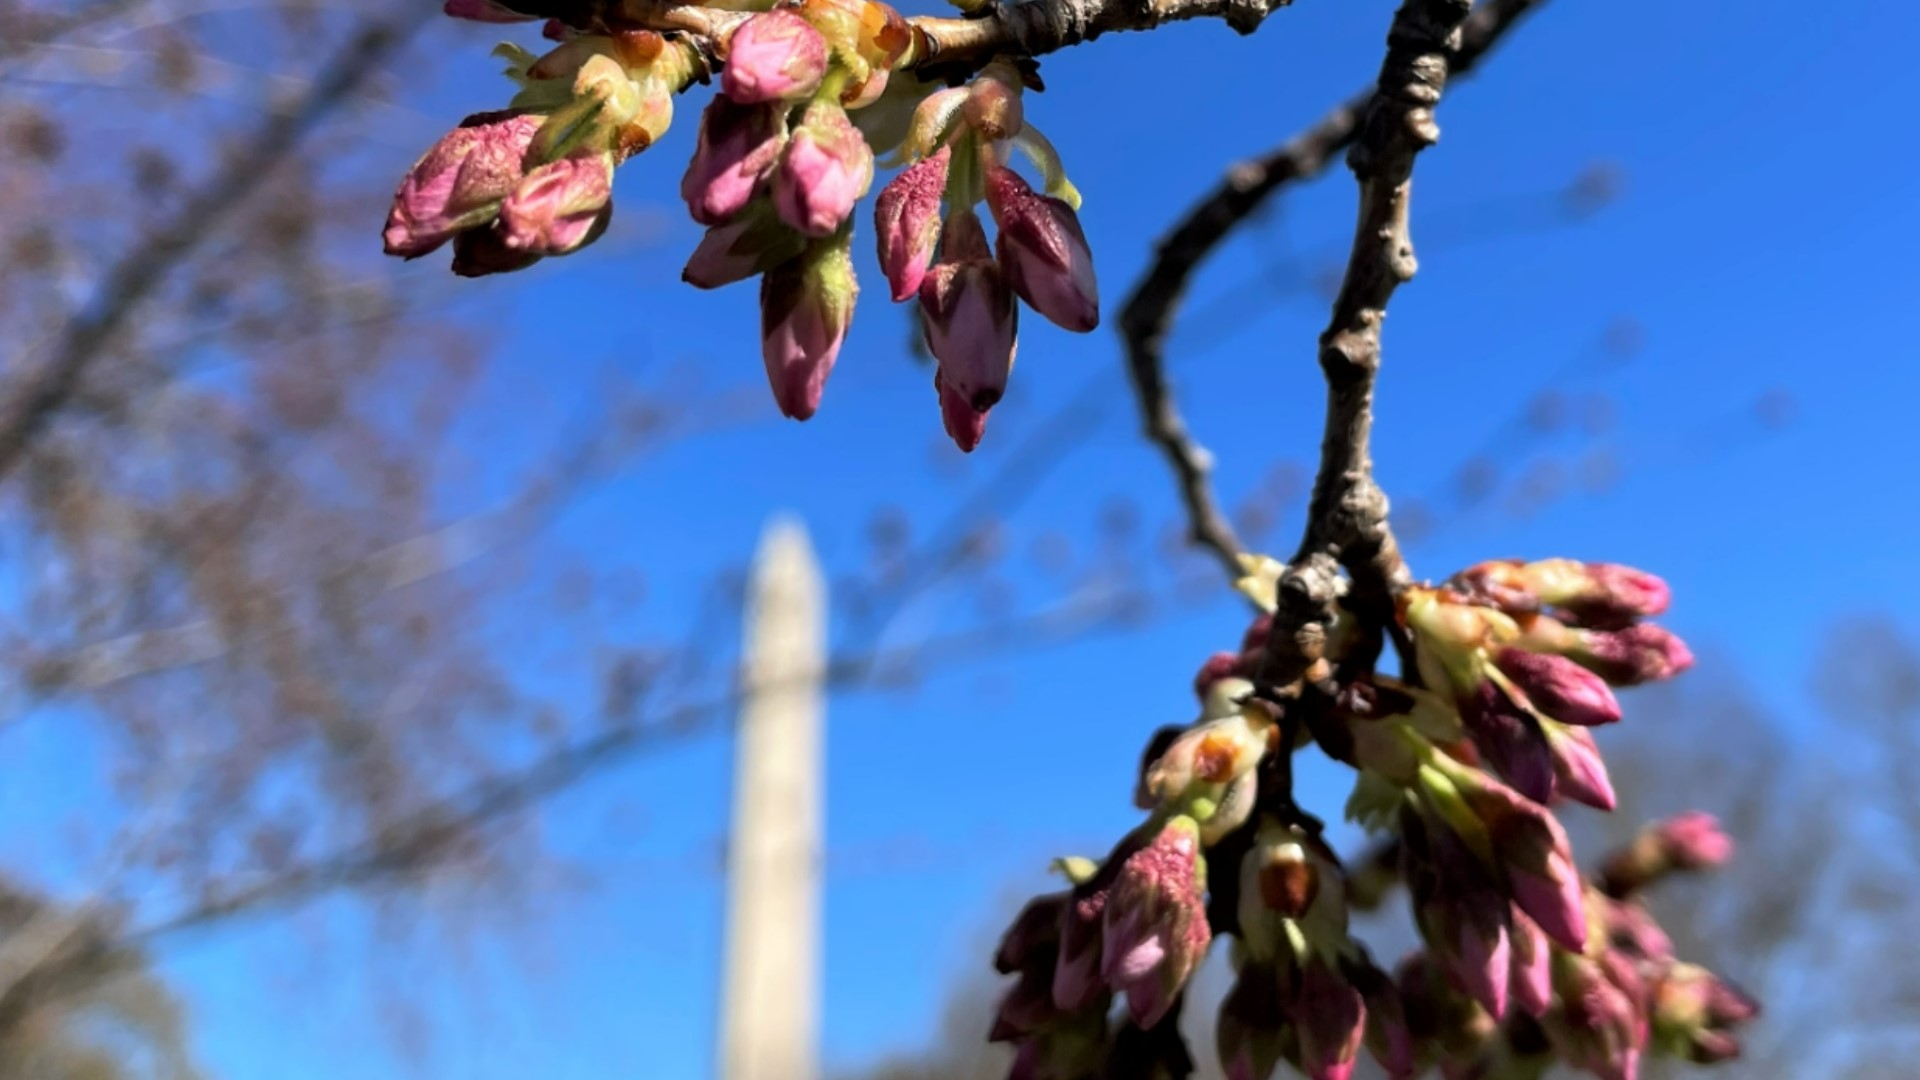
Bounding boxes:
907 0 1294 69
0 10 430 486
1119 0 1546 583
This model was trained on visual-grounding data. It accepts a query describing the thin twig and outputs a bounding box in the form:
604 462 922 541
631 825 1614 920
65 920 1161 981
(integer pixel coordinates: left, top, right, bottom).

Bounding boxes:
1119 0 1546 583
0 10 430 485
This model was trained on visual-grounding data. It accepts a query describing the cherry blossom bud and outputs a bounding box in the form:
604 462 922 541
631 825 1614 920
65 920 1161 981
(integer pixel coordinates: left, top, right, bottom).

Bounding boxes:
758 227 856 420
1457 678 1556 805
985 166 1099 332
1654 811 1734 869
873 146 950 301
1052 887 1106 1013
996 892 1070 975
1520 559 1671 626
1492 647 1622 727
1600 895 1673 961
1101 816 1211 1029
919 211 1016 450
934 369 990 454
384 111 541 258
1571 624 1694 685
1296 960 1367 1080
1470 785 1588 953
1217 969 1287 1080
1650 963 1758 1065
681 96 786 226
1543 721 1616 811
498 153 612 255
1507 907 1554 1019
1404 814 1513 1018
681 199 809 289
774 101 874 237
722 10 828 104
1598 812 1732 896
1545 952 1646 1080
449 224 541 277
443 0 536 22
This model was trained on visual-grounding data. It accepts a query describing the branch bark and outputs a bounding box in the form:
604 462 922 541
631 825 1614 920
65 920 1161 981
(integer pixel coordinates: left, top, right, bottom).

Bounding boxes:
0 10 430 486
1119 0 1546 583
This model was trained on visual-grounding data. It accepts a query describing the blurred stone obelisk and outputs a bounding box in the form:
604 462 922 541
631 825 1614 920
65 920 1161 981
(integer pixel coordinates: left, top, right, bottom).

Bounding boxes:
719 516 825 1080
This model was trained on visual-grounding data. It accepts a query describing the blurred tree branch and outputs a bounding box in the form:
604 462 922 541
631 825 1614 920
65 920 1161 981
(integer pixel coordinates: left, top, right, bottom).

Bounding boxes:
0 7 430 484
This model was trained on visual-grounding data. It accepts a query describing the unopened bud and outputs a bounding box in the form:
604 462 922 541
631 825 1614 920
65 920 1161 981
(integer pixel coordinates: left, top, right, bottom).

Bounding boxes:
773 101 875 237
383 111 542 258
682 198 809 289
498 153 613 255
919 211 1017 451
758 227 857 420
723 10 828 104
1492 647 1622 727
985 166 1099 333
873 146 949 301
681 96 785 226
1571 623 1694 685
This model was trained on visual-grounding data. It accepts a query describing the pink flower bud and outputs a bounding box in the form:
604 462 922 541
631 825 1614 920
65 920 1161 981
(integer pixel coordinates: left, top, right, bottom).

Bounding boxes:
383 111 542 258
934 369 989 453
1404 816 1513 1018
985 166 1099 332
1507 559 1671 627
773 101 874 237
758 229 857 420
1650 964 1757 1065
1508 907 1554 1019
1601 895 1673 961
682 199 808 289
1543 721 1616 811
919 212 1017 451
1101 816 1210 1029
1052 890 1106 1012
1573 624 1694 685
996 892 1069 975
1458 679 1557 806
443 0 536 22
498 153 612 255
1653 811 1733 869
1218 969 1287 1080
873 146 950 301
722 10 828 104
1493 647 1622 727
1546 953 1647 1080
681 97 786 226
449 225 541 277
1295 960 1366 1080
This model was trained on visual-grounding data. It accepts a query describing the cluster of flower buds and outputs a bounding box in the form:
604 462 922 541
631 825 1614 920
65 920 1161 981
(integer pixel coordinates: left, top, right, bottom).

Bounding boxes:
989 550 1757 1080
990 817 1212 1076
1397 559 1691 808
389 0 1100 445
678 1 911 419
385 15 691 274
1219 820 1411 1080
872 62 1099 450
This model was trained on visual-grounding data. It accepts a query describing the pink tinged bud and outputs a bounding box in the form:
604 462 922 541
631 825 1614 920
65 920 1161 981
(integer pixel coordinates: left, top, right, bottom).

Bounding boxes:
1461 780 1588 951
1543 722 1616 811
873 146 950 301
1452 912 1512 1020
920 214 1017 445
450 225 541 277
722 10 828 104
384 111 542 258
1296 961 1367 1080
1548 954 1647 1080
1052 890 1107 1013
758 229 857 420
996 893 1069 975
1654 811 1734 869
682 200 809 290
1493 647 1622 727
681 97 786 227
1405 818 1512 1018
985 166 1099 332
774 102 874 237
1101 817 1211 1029
935 370 990 453
1218 963 1288 1080
498 154 613 255
1458 680 1557 806
1601 897 1672 961
1573 624 1694 685
1508 908 1554 1019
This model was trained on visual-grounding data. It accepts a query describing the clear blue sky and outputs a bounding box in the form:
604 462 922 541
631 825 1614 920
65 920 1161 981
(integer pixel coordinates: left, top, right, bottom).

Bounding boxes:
133 1 1920 1076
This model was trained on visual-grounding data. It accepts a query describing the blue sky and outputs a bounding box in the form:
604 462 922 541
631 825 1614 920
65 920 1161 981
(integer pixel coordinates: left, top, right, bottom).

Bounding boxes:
76 0 1920 1075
